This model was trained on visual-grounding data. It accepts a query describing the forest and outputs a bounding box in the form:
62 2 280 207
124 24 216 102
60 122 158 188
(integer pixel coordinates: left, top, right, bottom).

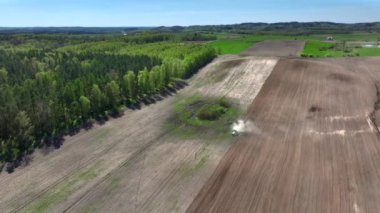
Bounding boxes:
0 33 216 171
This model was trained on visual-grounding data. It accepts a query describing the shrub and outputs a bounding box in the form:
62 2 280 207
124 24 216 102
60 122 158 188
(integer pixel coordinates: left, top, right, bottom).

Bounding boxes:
196 104 227 121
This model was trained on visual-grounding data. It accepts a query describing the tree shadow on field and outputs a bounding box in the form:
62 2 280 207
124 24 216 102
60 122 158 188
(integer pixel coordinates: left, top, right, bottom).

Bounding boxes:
3 79 191 174
95 114 109 125
83 120 94 131
160 89 175 97
141 97 156 106
109 109 125 118
127 103 142 110
4 153 36 174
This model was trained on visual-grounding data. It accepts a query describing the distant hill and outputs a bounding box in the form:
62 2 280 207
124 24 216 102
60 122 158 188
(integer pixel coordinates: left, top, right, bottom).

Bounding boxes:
1 22 380 35
0 27 153 34
158 22 380 35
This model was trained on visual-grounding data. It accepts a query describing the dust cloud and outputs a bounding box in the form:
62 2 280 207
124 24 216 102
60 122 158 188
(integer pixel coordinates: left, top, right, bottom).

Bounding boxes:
231 119 260 135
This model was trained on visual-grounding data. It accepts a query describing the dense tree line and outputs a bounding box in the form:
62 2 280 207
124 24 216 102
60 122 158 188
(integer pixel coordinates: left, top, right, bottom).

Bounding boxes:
0 39 216 170
180 33 217 42
0 31 217 53
122 33 175 44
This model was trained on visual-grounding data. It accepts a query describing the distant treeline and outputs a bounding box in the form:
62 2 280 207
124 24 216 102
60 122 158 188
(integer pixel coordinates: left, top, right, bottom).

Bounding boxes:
0 27 151 34
0 32 216 52
158 22 380 35
122 32 216 44
2 22 380 36
0 35 216 171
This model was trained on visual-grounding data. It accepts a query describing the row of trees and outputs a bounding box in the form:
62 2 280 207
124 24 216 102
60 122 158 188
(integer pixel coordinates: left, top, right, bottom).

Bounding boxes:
0 41 216 167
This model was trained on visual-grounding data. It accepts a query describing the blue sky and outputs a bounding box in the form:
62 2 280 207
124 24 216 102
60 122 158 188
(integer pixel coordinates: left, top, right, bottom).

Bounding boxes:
0 0 379 27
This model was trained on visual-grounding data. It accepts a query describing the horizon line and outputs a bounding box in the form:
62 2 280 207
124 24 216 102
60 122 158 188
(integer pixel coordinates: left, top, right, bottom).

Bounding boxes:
1 21 380 28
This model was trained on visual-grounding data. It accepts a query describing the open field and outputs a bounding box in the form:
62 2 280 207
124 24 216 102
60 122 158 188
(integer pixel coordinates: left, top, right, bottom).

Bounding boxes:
302 41 345 57
0 54 277 212
354 48 380 57
302 41 380 57
208 39 254 55
208 35 312 55
208 33 380 56
240 40 305 57
188 57 380 213
331 33 380 41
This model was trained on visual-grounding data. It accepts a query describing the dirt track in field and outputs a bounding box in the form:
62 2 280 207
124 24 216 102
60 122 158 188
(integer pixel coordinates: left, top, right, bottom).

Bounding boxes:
240 40 305 57
187 57 380 213
0 56 277 213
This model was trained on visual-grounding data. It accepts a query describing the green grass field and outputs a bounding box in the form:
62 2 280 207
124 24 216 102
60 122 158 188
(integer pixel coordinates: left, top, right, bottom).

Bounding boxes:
302 41 345 57
331 33 380 41
302 40 380 57
208 33 380 56
208 35 321 55
208 39 254 54
355 48 380 56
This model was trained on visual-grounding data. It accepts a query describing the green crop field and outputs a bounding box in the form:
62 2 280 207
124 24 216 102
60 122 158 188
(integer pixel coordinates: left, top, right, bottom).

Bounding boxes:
208 32 380 56
355 48 380 56
302 40 380 57
208 39 254 54
331 33 380 41
302 41 345 57
208 35 322 55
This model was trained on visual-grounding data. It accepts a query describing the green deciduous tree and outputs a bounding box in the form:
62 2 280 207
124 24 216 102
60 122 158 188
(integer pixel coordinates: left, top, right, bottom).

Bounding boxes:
0 68 8 84
79 95 91 120
123 71 136 103
105 81 121 110
90 84 103 115
13 111 34 152
138 68 150 95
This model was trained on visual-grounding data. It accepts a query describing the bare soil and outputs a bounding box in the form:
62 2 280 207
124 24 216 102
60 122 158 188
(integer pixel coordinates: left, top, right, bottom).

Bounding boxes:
187 57 380 213
240 40 305 57
0 56 277 213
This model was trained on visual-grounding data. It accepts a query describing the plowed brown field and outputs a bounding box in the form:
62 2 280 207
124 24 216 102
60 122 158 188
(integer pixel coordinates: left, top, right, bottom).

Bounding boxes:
188 57 380 213
240 40 305 57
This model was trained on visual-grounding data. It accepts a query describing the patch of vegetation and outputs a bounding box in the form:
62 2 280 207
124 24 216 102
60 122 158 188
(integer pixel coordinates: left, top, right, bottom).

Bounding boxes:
196 104 228 121
93 128 112 144
110 176 121 191
180 146 209 178
209 68 229 83
168 95 239 139
25 161 103 213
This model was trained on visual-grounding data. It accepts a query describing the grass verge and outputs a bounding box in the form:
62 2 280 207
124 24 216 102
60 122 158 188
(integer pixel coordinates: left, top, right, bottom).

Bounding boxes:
167 95 240 140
